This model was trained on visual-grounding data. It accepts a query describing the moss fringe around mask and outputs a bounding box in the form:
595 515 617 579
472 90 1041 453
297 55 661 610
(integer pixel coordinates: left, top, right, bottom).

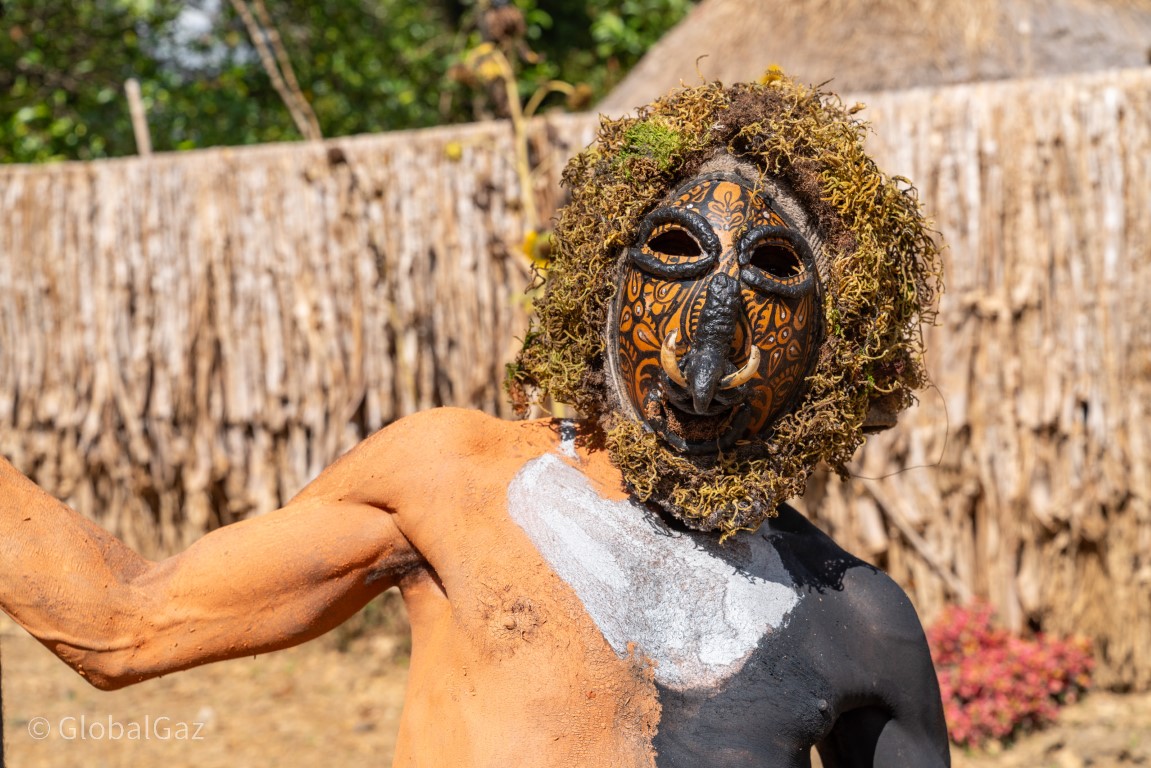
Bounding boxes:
507 72 943 538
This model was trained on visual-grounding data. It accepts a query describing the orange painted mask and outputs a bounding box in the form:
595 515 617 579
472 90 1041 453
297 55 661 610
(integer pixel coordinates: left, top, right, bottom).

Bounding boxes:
611 172 822 454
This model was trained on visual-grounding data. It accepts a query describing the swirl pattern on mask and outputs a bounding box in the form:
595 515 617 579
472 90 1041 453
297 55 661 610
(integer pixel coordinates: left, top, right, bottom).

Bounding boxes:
615 177 820 442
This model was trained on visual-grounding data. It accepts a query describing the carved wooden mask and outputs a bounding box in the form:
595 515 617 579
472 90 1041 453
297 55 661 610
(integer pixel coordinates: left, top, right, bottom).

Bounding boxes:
611 172 822 454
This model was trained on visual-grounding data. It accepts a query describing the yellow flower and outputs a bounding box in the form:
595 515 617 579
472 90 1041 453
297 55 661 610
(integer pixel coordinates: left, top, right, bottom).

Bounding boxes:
758 65 785 85
521 228 553 271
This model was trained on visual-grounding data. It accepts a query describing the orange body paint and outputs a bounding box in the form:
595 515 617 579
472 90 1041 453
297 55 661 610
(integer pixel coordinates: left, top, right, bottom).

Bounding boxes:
0 408 660 766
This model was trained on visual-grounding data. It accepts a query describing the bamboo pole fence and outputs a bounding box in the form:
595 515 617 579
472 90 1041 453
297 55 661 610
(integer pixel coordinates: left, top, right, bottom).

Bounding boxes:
0 68 1148 688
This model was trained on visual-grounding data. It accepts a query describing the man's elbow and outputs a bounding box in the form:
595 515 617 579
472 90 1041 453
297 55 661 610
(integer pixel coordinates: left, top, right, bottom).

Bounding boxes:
49 640 154 691
78 662 137 691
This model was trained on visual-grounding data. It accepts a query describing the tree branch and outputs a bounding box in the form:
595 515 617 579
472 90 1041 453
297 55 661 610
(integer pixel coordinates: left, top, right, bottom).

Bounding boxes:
228 0 321 142
250 0 321 141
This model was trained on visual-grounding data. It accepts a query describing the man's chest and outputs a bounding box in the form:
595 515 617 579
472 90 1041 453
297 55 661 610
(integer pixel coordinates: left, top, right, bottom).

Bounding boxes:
506 451 803 692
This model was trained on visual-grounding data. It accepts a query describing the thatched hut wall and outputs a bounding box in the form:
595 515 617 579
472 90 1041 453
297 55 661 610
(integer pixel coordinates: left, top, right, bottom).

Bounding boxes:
801 68 1151 689
0 68 1148 687
0 117 596 556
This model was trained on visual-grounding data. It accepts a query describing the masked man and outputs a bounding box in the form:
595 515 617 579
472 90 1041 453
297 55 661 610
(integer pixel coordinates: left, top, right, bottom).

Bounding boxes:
1 75 949 767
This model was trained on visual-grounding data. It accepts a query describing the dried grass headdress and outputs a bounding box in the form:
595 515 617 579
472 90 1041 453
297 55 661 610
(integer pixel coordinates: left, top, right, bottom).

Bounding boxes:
508 72 942 536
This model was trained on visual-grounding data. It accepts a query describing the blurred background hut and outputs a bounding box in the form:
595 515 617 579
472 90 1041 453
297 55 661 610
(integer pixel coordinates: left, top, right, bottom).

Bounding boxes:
599 0 1151 112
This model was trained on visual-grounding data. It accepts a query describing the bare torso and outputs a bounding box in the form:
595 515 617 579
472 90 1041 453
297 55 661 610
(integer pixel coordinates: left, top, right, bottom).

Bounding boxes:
380 416 660 766
0 407 948 767
355 410 948 767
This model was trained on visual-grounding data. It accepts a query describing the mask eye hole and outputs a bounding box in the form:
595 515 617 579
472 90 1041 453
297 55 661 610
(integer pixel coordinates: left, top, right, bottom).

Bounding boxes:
628 207 718 279
647 228 701 258
748 241 804 279
739 226 816 297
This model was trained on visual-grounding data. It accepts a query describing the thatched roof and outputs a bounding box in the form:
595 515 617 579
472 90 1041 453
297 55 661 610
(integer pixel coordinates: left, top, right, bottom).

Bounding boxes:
599 0 1151 112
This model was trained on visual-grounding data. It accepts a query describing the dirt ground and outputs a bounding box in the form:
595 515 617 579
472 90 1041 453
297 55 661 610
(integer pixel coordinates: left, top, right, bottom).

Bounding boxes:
3 606 1150 768
1 608 410 768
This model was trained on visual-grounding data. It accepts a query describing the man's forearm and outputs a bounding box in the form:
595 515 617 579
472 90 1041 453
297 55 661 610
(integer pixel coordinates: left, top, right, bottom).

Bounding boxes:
0 457 153 688
2 452 417 690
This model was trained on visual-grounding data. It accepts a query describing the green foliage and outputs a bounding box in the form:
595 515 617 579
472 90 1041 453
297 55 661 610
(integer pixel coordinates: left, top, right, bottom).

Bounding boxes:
0 0 182 162
504 0 693 105
269 1 467 138
1 0 696 164
589 0 693 62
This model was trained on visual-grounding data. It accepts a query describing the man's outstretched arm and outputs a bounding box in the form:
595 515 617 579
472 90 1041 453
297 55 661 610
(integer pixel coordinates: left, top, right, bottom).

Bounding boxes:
0 449 419 690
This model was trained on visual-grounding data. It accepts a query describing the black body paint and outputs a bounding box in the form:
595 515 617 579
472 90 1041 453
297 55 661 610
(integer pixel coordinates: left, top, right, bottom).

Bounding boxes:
649 505 951 768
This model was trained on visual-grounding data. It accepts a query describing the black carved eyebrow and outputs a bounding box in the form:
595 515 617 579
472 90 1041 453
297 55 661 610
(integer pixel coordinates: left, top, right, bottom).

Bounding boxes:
628 206 720 279
737 225 816 298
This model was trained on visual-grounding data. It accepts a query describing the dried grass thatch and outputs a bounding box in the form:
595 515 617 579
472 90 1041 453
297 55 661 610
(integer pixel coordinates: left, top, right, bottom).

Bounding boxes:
0 118 594 557
600 0 1151 113
797 68 1151 689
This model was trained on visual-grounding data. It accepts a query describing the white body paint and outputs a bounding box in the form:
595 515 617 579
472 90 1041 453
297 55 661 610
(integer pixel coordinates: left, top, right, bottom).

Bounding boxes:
507 452 801 691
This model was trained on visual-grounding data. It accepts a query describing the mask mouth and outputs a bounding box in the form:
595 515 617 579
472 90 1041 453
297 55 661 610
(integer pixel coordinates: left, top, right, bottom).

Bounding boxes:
643 388 753 455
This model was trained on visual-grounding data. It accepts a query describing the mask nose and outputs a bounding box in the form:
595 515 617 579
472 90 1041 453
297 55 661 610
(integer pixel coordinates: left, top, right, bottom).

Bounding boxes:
680 273 743 414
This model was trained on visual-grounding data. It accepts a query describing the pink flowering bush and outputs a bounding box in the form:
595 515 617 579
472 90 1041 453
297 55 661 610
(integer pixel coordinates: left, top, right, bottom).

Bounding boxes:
927 603 1094 748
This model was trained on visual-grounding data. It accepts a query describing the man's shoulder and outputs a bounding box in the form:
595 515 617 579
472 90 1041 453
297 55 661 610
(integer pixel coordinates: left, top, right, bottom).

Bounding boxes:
295 409 562 507
388 406 508 435
759 504 866 590
369 407 560 457
764 505 922 631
